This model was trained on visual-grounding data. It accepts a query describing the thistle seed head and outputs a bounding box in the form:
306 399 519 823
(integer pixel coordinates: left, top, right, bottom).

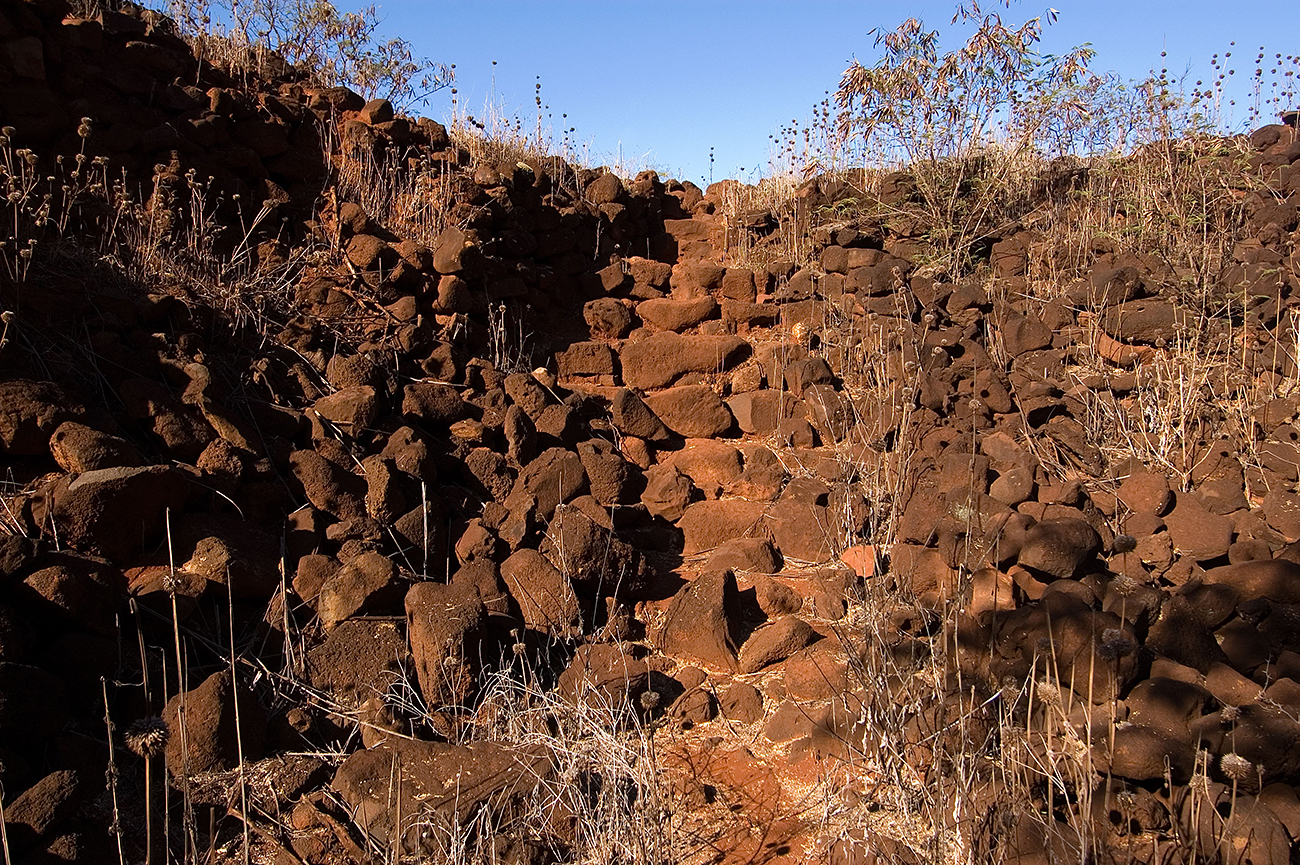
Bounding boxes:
1220 752 1255 782
1111 534 1138 555
124 716 170 759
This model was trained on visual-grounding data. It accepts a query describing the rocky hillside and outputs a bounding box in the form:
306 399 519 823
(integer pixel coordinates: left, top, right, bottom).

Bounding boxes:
2 0 1300 862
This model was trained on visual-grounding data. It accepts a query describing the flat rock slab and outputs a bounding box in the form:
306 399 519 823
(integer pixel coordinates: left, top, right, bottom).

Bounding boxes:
618 333 749 390
679 500 769 556
333 739 552 854
644 385 734 438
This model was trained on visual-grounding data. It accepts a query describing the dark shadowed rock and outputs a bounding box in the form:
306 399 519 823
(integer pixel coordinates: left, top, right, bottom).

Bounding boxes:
505 448 588 520
402 382 468 426
1202 559 1300 603
20 564 119 636
541 503 649 599
317 550 403 630
1145 594 1230 673
36 465 188 562
306 619 408 706
576 439 637 506
0 663 67 745
0 380 86 455
3 769 87 857
289 448 368 522
48 422 141 473
1099 724 1194 783
174 513 282 599
1125 677 1212 744
1101 299 1182 345
609 388 670 441
1016 518 1101 580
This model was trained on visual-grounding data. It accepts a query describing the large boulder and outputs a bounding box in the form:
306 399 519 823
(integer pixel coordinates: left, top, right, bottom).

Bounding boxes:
499 548 580 637
332 738 551 856
163 670 266 776
643 386 734 438
618 333 749 390
678 500 768 555
656 569 744 671
0 380 86 455
317 551 404 630
34 466 188 561
405 580 487 709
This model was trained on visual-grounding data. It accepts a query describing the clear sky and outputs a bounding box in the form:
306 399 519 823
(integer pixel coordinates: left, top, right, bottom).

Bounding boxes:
377 1 1300 186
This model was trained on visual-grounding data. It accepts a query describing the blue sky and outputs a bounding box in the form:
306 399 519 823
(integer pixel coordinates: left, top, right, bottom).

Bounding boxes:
378 1 1299 186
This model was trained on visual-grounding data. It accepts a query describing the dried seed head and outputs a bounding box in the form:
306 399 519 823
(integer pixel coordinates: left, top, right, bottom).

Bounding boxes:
639 690 661 712
1111 534 1138 555
1220 752 1254 782
1099 628 1137 660
124 716 170 759
1035 679 1061 707
1220 704 1242 724
1110 573 1140 597
0 310 13 324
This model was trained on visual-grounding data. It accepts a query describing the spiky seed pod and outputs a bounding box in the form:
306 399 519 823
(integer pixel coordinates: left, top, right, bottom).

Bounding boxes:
1110 574 1140 597
124 717 170 760
1099 628 1137 660
1111 534 1138 555
1035 679 1061 707
1221 752 1255 782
